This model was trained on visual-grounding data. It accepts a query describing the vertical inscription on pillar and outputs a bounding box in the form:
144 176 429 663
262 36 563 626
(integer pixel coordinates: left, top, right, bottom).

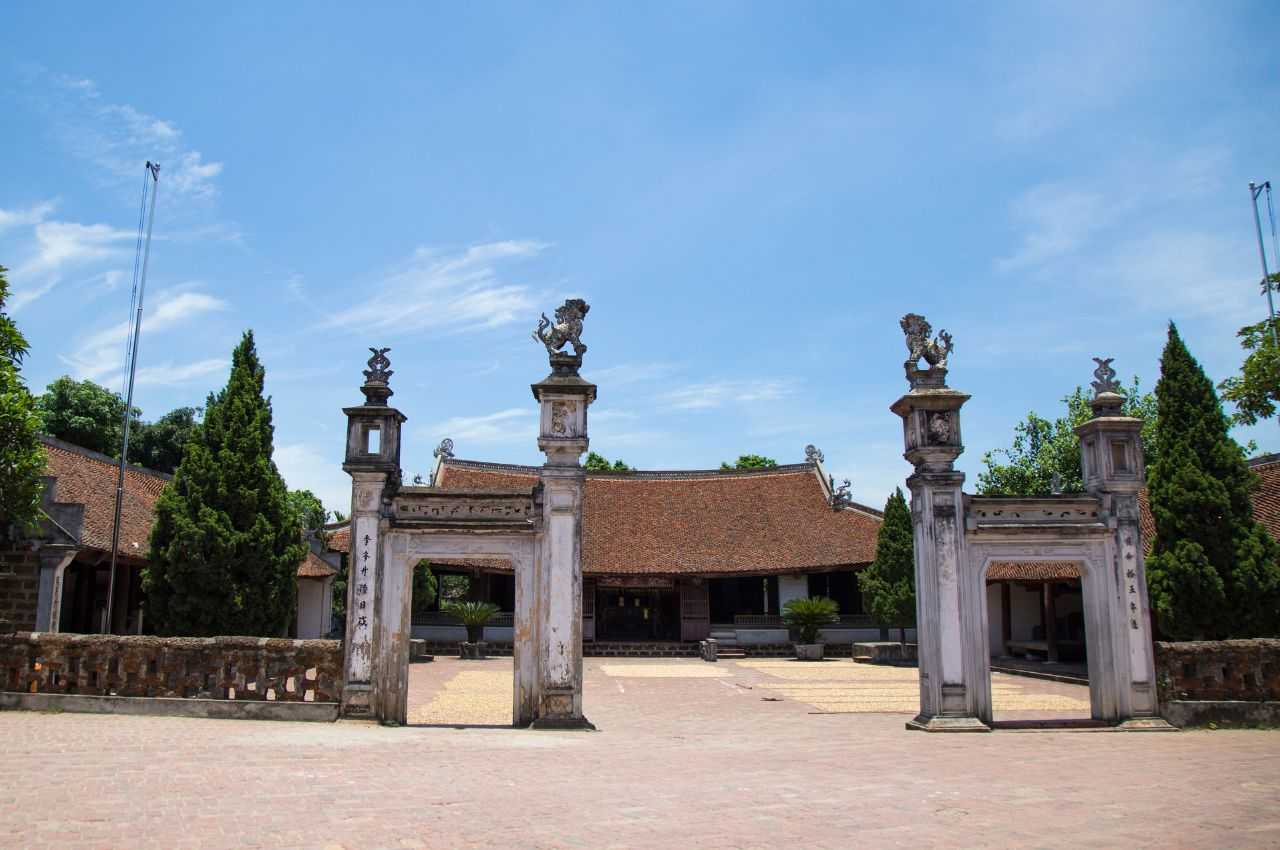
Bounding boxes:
349 515 377 683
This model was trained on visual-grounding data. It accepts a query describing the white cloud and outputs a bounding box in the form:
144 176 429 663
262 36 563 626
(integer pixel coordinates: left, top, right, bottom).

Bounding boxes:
274 442 351 515
995 184 1112 272
8 219 136 310
662 380 791 411
322 240 545 335
61 290 229 381
0 200 56 234
423 408 535 446
588 362 681 385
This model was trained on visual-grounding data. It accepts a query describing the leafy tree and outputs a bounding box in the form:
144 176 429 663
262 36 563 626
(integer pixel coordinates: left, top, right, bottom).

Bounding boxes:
412 560 438 618
720 454 778 470
286 489 329 533
977 379 1157 496
1219 282 1280 427
144 331 307 636
1146 323 1280 639
37 376 139 457
859 488 915 643
130 406 201 473
0 265 45 533
584 451 631 471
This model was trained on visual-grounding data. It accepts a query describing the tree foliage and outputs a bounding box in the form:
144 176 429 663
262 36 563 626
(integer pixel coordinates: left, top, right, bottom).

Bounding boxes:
0 265 45 533
859 488 915 642
131 406 202 473
721 454 778 470
412 560 438 618
1219 284 1280 427
977 379 1157 496
144 331 306 636
584 451 631 471
286 489 329 533
1146 324 1280 639
37 376 138 457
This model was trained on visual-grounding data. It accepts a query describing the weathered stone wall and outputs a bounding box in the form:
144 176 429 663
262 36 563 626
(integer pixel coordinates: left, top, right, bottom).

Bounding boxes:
1154 639 1280 702
0 545 39 633
1 632 342 703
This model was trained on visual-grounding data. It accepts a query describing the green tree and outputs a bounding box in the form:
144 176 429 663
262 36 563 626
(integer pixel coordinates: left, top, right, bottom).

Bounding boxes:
412 560 438 618
144 331 306 636
130 406 202 473
584 451 631 471
1219 284 1280 427
1146 323 1280 639
0 265 46 533
977 379 1157 496
858 488 915 643
720 454 778 470
37 376 139 456
286 489 329 533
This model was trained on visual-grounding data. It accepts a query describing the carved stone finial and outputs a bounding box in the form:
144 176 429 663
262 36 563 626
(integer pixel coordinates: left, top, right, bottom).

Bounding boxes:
900 313 954 388
1091 357 1121 396
830 478 853 509
360 347 393 405
805 444 824 464
533 298 590 375
433 438 455 460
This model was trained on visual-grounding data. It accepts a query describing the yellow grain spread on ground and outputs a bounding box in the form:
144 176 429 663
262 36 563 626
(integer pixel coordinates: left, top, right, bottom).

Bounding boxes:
598 663 729 678
409 669 513 726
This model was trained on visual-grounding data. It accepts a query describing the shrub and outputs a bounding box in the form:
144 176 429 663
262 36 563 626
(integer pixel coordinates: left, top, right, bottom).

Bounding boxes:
442 600 500 626
782 596 839 644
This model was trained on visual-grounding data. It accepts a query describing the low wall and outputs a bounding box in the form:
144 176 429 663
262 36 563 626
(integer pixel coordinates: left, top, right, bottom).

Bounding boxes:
1155 639 1280 728
0 632 343 708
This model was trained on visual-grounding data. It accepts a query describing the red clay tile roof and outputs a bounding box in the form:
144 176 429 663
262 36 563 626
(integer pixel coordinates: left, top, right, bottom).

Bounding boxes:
325 523 350 554
1248 455 1280 541
986 561 1082 582
434 459 881 576
297 550 338 578
41 436 170 559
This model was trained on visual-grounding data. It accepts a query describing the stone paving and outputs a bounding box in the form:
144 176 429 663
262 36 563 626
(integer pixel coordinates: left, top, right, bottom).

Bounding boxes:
4 656 1280 849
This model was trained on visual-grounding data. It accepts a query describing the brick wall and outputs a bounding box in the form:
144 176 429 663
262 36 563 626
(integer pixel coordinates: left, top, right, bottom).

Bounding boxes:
0 545 39 632
1 633 343 703
1154 639 1280 703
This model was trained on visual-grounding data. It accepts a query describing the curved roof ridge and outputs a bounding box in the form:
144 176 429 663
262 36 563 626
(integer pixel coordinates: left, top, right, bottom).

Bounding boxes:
444 457 818 480
40 435 174 481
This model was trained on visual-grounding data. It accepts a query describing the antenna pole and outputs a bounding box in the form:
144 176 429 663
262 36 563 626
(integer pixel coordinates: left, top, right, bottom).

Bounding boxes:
1249 181 1279 351
105 161 159 634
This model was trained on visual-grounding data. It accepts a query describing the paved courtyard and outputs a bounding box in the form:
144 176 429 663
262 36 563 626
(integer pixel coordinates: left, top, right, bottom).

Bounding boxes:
4 657 1279 849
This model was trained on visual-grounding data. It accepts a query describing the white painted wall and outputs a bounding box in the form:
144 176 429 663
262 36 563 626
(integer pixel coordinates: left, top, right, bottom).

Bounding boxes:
986 584 1003 654
1010 584 1042 641
777 575 808 608
296 577 333 639
410 625 515 642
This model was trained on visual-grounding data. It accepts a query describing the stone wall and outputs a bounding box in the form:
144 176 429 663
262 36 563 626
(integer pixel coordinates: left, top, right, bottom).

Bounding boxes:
1 632 342 703
0 545 39 633
1154 639 1280 702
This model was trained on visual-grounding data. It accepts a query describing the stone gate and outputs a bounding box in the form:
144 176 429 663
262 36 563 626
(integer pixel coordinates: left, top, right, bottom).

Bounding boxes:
339 300 595 727
892 314 1173 731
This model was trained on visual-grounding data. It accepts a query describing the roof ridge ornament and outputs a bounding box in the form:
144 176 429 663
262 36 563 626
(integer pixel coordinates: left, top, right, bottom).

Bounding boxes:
900 313 953 389
805 444 824 464
433 438 455 460
1091 357 1121 396
830 477 853 509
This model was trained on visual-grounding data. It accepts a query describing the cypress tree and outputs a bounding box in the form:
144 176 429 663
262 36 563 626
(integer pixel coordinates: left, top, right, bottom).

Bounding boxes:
1146 324 1280 639
859 488 916 643
143 332 306 636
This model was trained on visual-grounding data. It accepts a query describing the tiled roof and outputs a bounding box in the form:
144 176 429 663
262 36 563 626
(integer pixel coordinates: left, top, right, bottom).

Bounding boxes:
325 523 350 553
297 550 338 578
434 459 881 576
986 561 1082 582
1247 455 1280 541
41 436 170 559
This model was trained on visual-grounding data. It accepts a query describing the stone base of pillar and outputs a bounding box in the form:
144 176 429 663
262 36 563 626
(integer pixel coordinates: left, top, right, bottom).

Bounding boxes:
1113 717 1178 732
529 715 596 730
906 714 991 733
341 683 372 718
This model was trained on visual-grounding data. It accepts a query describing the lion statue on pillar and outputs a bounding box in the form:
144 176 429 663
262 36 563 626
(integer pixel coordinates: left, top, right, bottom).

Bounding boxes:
900 313 953 375
533 298 590 357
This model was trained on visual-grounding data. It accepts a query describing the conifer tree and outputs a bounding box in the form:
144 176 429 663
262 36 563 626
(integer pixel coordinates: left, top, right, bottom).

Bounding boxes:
0 265 45 533
1146 324 1280 639
144 332 306 636
859 488 915 643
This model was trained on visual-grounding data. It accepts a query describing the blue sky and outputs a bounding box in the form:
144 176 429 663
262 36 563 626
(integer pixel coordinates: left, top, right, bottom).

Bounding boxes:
3 3 1279 513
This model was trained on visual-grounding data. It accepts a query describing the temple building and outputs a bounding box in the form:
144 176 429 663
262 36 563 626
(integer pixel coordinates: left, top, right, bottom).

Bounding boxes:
326 449 889 647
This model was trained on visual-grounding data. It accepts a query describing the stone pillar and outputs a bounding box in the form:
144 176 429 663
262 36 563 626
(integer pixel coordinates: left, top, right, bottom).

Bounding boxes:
529 305 596 729
890 313 986 732
34 547 76 632
1075 359 1166 726
340 348 406 720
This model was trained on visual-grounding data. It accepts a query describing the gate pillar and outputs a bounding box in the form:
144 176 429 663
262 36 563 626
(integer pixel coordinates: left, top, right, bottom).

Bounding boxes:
891 314 987 732
340 348 406 719
529 302 596 729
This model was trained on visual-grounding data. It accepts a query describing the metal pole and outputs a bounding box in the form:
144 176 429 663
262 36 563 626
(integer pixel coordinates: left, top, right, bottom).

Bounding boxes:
105 161 159 633
1249 181 1279 351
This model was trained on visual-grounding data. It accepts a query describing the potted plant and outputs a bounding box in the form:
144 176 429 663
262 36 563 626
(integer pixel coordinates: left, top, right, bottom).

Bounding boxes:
782 596 839 661
443 600 500 644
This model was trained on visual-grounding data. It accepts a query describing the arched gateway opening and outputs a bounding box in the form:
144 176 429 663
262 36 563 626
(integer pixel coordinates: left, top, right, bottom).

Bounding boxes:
338 302 596 728
891 315 1174 732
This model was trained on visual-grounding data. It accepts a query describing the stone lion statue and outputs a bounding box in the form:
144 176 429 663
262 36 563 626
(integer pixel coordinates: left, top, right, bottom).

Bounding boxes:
900 313 953 373
533 298 590 357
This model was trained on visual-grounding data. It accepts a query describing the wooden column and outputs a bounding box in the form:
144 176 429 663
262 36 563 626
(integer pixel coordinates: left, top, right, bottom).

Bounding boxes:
1043 582 1058 663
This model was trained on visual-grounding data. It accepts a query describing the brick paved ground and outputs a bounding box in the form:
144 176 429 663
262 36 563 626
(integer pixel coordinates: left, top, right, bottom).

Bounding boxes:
4 657 1279 850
